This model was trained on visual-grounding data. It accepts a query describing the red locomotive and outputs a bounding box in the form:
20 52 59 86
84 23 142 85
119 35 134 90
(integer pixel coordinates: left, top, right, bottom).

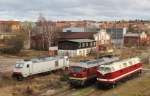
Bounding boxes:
96 57 142 88
69 57 119 87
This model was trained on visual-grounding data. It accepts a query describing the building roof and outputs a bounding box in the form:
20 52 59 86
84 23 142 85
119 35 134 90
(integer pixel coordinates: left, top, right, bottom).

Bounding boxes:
124 33 139 37
68 39 95 43
58 32 97 40
0 21 20 25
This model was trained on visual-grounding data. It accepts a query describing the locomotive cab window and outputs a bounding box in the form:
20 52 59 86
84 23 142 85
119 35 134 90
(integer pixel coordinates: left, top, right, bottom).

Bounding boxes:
70 66 84 73
99 67 111 74
15 63 24 68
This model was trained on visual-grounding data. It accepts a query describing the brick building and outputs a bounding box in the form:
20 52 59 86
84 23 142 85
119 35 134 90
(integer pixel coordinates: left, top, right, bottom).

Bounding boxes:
124 32 150 47
0 21 21 33
124 33 140 47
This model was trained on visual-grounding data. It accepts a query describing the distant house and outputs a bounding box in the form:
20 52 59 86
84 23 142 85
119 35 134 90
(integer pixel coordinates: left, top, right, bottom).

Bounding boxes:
58 32 97 57
124 33 140 47
58 39 96 57
94 29 112 51
57 31 115 57
124 32 150 47
0 21 21 33
0 21 21 48
0 32 17 48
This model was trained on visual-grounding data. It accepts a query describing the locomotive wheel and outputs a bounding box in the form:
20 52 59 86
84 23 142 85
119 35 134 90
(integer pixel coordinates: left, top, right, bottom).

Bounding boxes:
138 70 142 76
111 83 117 89
96 82 105 89
17 75 24 81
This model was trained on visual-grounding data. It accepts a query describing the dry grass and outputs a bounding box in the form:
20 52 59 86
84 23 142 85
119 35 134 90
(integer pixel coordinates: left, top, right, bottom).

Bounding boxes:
100 74 150 96
0 73 68 96
16 50 48 58
143 63 150 69
0 50 48 59
0 50 68 96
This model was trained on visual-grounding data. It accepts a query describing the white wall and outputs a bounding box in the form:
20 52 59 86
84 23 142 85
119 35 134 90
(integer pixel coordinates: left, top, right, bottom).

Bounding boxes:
58 47 96 57
94 29 111 45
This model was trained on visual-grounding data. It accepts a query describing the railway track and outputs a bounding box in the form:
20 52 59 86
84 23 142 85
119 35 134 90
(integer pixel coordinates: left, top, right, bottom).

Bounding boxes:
52 87 77 96
47 69 150 96
41 85 106 96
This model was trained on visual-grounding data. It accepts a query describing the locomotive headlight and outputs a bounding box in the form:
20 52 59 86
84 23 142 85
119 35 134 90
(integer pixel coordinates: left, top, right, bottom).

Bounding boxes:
73 74 77 76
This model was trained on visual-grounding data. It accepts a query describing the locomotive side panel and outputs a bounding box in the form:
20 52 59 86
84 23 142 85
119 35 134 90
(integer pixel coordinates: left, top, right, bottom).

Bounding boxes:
32 61 54 75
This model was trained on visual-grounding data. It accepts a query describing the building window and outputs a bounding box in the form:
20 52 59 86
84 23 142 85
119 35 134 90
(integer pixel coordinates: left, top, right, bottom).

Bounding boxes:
94 42 96 46
90 42 93 47
86 42 88 47
66 30 72 32
79 50 82 55
79 43 82 48
82 43 85 48
83 50 85 56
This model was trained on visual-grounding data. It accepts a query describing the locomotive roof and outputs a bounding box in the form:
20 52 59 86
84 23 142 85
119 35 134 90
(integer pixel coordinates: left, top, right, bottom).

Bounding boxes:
70 57 119 68
98 57 141 72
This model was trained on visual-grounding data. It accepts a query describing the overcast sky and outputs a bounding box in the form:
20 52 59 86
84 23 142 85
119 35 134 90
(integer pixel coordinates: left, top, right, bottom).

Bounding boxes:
0 0 150 21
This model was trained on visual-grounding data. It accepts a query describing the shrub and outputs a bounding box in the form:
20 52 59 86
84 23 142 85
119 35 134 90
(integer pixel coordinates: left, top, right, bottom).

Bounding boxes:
0 36 24 54
60 73 69 81
24 86 34 96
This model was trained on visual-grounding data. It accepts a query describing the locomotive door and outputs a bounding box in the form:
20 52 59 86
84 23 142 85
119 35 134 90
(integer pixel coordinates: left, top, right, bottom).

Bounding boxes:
24 63 31 77
55 60 59 69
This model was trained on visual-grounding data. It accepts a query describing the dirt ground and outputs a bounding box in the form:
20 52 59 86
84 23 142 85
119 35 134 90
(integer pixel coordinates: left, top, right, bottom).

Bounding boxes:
0 48 150 96
0 56 17 74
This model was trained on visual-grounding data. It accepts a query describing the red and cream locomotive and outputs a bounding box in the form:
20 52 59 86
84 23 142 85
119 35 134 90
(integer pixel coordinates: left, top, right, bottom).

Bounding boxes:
69 57 119 86
96 57 142 87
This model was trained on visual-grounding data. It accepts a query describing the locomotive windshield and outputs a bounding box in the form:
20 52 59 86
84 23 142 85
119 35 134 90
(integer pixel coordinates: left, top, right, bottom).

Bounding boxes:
15 63 24 68
98 67 111 74
70 66 83 73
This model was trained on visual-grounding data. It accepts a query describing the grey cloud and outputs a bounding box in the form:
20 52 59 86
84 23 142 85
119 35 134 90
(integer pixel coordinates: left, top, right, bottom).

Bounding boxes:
0 0 150 21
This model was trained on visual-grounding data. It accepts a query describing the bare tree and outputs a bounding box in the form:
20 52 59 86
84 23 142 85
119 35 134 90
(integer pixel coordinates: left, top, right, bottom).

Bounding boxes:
20 21 33 49
35 14 58 50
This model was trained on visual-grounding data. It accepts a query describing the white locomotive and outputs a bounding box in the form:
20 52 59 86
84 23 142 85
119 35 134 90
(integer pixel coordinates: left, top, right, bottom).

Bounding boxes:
12 56 69 80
